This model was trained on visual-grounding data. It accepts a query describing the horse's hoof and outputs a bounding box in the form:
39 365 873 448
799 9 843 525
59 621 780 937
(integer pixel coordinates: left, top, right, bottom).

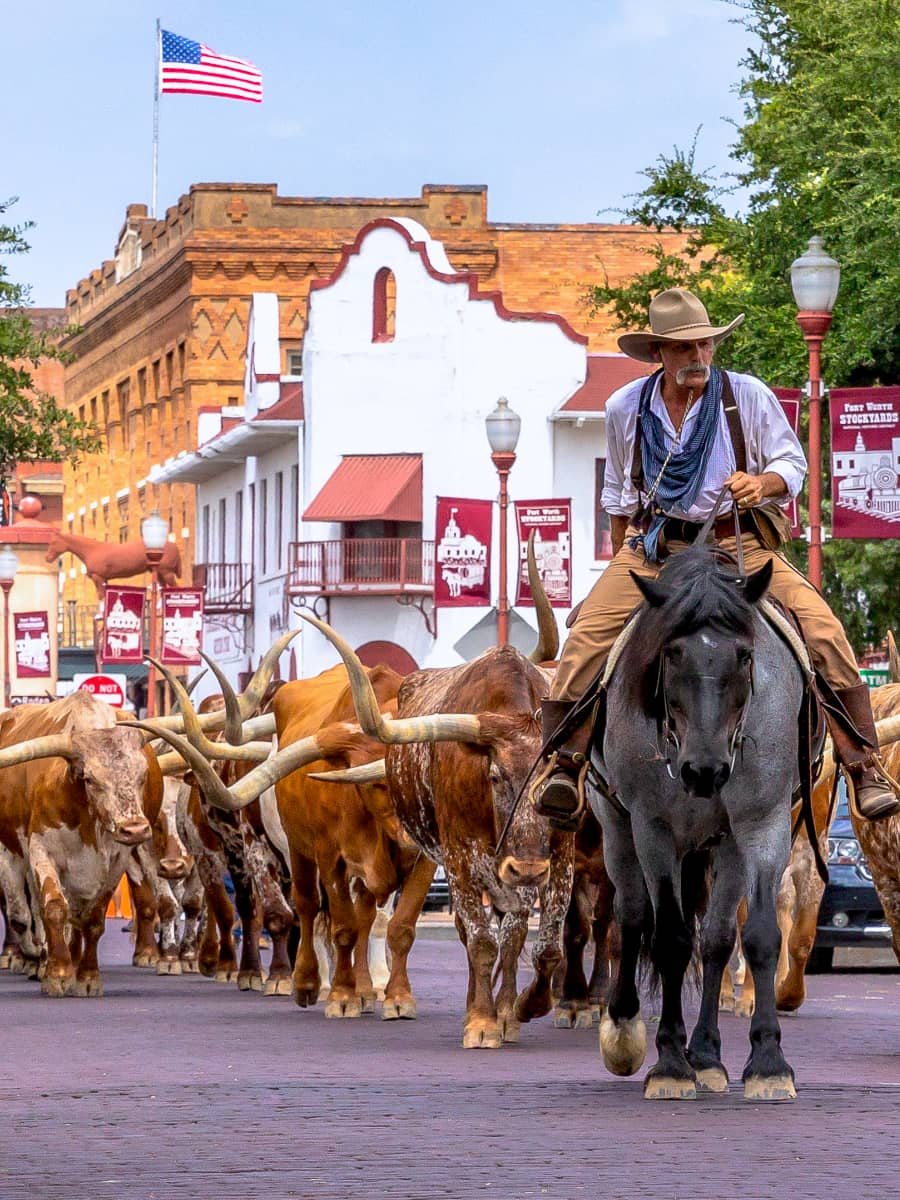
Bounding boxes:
696 1067 729 1093
382 996 417 1020
644 1074 697 1100
743 1074 796 1101
599 1011 646 1076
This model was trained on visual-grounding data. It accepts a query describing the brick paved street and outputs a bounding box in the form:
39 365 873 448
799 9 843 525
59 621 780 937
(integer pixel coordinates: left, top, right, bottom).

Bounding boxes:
1 919 898 1200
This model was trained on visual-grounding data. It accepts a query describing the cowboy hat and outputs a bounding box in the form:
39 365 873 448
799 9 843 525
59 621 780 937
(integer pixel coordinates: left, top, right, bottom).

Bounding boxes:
617 288 744 363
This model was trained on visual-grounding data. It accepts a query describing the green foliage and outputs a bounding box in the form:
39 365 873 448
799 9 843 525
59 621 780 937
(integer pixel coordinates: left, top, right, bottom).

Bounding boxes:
0 198 101 484
587 0 900 653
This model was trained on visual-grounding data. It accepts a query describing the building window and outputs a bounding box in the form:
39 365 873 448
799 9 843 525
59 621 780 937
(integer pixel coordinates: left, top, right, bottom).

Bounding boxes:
235 490 243 559
290 465 299 543
260 478 268 573
595 458 613 560
274 471 283 570
201 504 210 562
218 498 227 561
286 350 303 376
372 267 396 343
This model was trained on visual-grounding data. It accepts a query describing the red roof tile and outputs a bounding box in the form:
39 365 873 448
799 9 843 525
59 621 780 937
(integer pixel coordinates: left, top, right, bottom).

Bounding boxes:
559 353 653 414
255 380 304 421
303 454 422 522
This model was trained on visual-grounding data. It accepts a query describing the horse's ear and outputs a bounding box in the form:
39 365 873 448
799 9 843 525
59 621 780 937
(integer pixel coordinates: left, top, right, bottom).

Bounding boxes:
630 570 670 608
740 559 773 605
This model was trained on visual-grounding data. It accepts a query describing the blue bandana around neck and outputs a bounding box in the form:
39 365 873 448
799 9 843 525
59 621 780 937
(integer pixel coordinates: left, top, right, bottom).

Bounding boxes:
630 365 724 562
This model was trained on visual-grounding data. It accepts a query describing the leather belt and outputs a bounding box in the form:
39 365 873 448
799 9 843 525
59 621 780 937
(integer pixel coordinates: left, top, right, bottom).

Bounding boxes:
661 509 759 544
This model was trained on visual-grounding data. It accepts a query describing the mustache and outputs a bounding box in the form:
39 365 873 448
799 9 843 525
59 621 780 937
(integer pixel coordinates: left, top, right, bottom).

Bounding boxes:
675 363 711 386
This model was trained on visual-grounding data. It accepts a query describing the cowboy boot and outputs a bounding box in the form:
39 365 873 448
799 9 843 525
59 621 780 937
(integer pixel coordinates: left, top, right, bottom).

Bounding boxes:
530 699 592 832
832 683 900 821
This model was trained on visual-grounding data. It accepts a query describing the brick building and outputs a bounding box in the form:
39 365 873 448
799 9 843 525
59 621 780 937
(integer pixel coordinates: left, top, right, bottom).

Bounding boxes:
60 182 683 627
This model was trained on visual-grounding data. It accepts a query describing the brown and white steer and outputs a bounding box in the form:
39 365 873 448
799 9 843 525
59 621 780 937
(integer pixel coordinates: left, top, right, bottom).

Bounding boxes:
307 619 574 1049
0 693 160 996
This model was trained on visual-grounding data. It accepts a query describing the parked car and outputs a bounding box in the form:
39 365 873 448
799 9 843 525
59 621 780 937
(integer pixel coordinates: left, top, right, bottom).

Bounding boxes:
422 863 450 912
809 780 893 971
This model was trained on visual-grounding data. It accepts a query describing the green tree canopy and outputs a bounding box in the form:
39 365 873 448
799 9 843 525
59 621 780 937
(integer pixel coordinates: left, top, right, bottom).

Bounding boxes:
587 0 900 653
0 198 100 486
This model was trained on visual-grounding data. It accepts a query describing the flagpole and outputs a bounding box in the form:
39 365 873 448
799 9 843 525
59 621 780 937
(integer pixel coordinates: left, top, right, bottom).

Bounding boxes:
151 18 160 218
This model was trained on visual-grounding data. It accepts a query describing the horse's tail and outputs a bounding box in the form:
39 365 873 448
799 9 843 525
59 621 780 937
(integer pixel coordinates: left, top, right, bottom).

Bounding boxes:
638 850 711 996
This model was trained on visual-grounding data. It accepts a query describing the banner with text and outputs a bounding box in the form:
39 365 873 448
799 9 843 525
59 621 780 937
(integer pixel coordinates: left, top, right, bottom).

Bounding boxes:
434 497 492 608
514 499 572 607
101 586 146 664
772 389 803 539
830 386 900 539
161 587 205 666
14 611 51 678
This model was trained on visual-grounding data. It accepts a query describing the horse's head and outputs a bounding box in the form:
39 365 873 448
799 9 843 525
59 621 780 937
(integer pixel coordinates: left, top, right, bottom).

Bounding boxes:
628 547 773 798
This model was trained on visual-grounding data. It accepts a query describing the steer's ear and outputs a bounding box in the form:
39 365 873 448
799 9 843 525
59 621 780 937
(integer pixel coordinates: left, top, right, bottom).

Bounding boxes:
740 559 773 605
631 571 670 608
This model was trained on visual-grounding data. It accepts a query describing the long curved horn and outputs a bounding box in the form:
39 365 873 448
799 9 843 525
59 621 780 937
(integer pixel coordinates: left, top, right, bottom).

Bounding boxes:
296 611 483 744
888 631 900 684
142 657 273 762
236 628 302 722
195 649 244 743
308 759 387 784
0 734 79 768
155 741 273 777
527 530 559 664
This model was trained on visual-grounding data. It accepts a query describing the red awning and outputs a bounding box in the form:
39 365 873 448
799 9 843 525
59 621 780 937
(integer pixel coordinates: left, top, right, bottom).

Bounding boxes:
558 353 653 414
303 454 422 522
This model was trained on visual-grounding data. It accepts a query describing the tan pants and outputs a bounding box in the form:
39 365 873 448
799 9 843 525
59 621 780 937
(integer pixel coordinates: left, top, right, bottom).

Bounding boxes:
552 532 861 701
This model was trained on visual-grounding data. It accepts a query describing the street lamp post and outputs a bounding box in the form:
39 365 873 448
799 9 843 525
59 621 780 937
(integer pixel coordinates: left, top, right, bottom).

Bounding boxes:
0 545 19 709
790 235 841 592
141 510 169 717
485 397 521 646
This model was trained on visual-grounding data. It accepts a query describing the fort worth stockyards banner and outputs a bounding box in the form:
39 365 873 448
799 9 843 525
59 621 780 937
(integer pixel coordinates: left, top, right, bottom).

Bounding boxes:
434 497 492 608
161 587 205 666
14 611 51 678
772 390 802 539
101 586 146 664
514 500 572 608
829 386 900 539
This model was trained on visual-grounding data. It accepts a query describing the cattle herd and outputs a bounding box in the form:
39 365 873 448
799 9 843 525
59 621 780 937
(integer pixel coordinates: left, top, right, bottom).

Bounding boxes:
1 600 899 1101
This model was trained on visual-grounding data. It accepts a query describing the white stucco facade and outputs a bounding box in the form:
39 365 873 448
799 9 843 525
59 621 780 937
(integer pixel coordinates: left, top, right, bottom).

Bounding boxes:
150 217 628 699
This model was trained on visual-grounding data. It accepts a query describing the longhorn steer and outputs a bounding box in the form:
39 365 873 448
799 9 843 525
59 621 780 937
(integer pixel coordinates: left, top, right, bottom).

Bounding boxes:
0 693 160 996
303 617 574 1049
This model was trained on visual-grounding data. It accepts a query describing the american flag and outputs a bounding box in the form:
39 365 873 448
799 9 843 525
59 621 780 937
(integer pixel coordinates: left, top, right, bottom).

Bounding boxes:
160 30 263 103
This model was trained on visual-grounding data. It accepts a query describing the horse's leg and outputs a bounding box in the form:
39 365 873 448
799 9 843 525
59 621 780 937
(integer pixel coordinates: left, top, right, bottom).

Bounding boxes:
688 842 746 1091
739 817 796 1101
597 799 650 1077
643 862 697 1101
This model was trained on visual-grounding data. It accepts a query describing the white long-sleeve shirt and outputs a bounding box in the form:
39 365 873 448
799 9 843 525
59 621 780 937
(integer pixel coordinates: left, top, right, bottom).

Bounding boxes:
601 370 807 521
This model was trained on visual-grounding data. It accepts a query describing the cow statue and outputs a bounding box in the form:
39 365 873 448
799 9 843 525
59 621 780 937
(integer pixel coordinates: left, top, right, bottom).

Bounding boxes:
45 530 181 597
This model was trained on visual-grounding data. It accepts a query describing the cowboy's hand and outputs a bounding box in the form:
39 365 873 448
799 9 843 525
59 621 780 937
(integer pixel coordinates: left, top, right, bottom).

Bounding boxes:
725 471 783 508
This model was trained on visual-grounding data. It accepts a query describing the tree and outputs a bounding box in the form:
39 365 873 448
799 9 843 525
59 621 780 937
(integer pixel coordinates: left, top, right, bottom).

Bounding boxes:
587 0 900 654
0 198 101 489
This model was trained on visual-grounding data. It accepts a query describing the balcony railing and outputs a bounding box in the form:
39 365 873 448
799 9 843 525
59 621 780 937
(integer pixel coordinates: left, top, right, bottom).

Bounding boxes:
287 539 434 595
192 562 253 613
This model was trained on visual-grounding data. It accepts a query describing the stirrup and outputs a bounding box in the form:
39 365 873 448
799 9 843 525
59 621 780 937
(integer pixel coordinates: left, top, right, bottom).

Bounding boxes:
530 753 588 832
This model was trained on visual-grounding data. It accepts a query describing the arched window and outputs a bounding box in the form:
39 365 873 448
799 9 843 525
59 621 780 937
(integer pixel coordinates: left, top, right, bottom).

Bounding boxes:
372 267 396 342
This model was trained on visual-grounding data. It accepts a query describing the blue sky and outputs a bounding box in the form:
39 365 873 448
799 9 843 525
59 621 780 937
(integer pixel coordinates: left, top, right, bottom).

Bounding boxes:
7 0 754 307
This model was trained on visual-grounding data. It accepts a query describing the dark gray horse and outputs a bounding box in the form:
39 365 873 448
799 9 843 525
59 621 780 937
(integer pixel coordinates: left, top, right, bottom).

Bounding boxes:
592 543 802 1100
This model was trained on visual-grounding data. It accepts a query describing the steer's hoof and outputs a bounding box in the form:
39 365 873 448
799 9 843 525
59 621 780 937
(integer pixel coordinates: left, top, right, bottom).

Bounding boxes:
644 1074 697 1101
132 951 158 969
214 967 238 984
696 1067 729 1093
734 994 755 1019
599 1011 647 1076
382 995 417 1020
73 974 103 998
324 994 362 1019
293 983 319 1008
157 959 182 976
462 1017 503 1049
237 970 265 992
0 951 13 970
42 973 76 998
180 957 199 974
743 1074 797 1101
264 976 292 997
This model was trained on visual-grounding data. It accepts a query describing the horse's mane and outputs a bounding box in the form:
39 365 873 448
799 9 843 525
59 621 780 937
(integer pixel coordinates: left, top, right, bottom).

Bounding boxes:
616 545 758 716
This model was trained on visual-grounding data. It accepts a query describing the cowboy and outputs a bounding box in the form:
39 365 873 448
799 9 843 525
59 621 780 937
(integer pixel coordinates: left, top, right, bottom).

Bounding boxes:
534 287 900 827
